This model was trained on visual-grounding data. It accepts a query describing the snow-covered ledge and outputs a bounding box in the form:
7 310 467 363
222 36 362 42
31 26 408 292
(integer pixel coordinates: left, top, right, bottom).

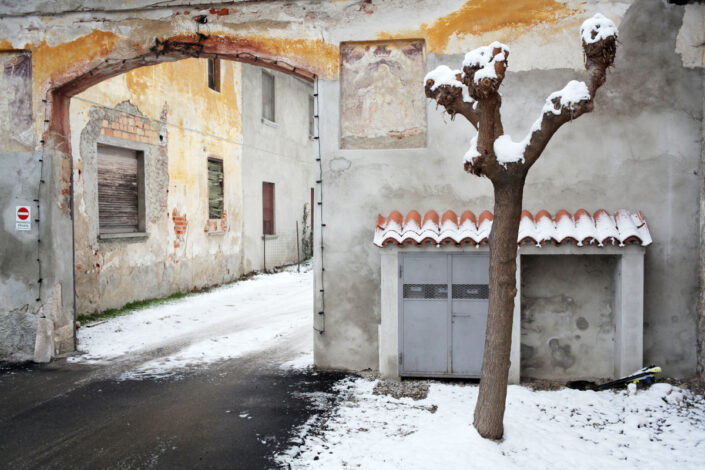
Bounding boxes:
379 244 645 384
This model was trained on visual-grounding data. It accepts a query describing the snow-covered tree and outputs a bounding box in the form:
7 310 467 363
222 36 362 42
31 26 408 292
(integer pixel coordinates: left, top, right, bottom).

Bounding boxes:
424 14 618 440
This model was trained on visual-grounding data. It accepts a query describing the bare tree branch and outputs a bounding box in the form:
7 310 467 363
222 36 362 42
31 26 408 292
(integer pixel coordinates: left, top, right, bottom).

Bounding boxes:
424 67 480 129
457 42 510 180
523 15 617 169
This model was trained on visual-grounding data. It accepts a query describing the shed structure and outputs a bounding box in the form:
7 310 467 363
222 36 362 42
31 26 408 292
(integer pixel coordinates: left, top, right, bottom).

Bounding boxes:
375 209 651 384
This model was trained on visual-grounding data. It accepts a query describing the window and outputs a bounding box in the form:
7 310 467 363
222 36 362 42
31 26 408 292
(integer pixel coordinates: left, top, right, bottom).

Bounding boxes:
262 182 275 235
309 95 315 138
262 71 275 122
207 58 221 92
208 158 224 219
97 144 144 234
310 188 314 230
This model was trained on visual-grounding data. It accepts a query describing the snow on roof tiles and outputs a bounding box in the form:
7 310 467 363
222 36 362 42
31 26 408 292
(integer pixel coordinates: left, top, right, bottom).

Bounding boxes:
374 209 652 248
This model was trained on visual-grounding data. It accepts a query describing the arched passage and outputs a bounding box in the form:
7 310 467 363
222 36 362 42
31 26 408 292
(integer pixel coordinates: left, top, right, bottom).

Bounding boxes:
36 30 327 358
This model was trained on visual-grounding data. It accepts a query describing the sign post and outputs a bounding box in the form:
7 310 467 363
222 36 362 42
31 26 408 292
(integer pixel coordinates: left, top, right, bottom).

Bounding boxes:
16 205 31 231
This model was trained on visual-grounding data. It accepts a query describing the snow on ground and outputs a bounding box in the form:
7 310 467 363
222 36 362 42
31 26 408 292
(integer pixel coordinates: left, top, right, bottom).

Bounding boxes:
68 266 313 378
278 377 705 470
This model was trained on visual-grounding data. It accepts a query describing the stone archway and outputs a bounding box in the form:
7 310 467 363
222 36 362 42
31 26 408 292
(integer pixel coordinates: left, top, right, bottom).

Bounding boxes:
34 26 331 360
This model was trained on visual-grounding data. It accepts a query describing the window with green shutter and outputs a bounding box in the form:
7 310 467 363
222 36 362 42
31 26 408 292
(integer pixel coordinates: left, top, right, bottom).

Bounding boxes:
208 158 224 219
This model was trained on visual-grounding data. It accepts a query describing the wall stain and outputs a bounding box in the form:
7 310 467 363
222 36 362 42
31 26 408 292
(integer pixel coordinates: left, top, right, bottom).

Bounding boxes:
32 30 122 90
378 0 576 53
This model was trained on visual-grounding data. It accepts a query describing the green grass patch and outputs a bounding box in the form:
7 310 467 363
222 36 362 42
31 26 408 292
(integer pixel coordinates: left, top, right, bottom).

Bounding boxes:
76 270 263 326
77 290 204 326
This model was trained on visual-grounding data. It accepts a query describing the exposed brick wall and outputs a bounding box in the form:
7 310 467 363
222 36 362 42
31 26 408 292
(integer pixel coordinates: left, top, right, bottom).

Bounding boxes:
99 111 160 145
172 208 188 249
204 210 228 233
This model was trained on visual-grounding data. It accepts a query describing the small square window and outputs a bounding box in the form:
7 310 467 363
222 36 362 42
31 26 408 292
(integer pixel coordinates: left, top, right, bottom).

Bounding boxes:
262 71 275 122
208 158 224 219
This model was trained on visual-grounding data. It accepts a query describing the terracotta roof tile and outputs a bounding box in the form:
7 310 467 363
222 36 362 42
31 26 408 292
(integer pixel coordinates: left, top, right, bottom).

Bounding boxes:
374 209 652 248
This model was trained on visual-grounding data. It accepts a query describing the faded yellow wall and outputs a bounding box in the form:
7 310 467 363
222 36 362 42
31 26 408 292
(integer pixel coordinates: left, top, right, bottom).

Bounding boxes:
70 58 245 314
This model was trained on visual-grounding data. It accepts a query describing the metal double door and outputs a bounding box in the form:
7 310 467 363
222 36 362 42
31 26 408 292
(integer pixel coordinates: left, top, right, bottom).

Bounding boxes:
399 252 489 378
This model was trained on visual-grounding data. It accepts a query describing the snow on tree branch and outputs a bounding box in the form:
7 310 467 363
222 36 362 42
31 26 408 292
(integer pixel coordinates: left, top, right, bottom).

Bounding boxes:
522 13 617 169
426 14 616 180
424 65 479 128
461 42 510 99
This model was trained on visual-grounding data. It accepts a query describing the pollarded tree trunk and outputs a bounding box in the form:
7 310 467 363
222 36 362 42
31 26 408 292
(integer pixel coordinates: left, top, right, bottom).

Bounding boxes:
473 179 524 439
424 14 618 440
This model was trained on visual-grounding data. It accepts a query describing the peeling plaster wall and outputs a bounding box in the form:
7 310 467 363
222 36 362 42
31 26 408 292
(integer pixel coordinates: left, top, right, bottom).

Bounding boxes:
240 64 315 273
0 0 703 373
70 58 245 315
314 0 704 379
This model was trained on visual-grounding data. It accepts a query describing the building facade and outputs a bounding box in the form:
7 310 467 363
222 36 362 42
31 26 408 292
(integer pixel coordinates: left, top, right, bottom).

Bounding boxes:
0 1 703 381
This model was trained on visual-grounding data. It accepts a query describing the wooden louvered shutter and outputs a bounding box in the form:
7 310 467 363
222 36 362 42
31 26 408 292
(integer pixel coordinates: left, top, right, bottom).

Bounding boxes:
208 158 224 219
262 182 275 235
98 144 139 233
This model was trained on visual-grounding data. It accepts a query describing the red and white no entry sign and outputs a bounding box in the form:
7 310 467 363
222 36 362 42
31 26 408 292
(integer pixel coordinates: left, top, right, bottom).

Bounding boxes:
16 206 30 221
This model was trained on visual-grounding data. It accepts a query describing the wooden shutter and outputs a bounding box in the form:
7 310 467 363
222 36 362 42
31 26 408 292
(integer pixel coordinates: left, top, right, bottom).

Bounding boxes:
208 158 224 219
262 71 275 122
262 182 275 235
98 144 139 233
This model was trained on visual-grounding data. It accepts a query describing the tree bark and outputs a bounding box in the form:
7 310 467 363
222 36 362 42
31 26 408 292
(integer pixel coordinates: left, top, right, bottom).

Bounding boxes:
473 178 524 440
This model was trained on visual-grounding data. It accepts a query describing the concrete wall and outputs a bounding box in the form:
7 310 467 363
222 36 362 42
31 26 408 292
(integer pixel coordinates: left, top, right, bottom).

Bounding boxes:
520 255 617 381
314 0 704 378
240 64 314 272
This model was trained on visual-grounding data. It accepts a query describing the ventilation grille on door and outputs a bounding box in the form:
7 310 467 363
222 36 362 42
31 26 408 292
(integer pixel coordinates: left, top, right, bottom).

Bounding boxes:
403 284 448 299
452 284 489 299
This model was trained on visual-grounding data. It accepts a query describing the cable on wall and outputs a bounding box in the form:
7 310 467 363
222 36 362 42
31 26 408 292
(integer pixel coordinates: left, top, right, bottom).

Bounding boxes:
312 76 325 334
35 91 49 306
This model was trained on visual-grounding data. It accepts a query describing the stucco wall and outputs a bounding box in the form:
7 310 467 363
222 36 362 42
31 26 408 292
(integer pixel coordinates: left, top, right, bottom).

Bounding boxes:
314 0 704 378
240 64 315 273
520 255 617 382
70 58 245 315
0 0 702 372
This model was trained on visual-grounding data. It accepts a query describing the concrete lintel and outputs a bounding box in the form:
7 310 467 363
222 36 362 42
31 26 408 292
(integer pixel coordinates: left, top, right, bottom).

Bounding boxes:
519 244 645 256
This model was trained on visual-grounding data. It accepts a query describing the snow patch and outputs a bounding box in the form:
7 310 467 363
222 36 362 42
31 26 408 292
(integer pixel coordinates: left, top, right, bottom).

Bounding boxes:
543 80 591 115
278 378 705 470
424 65 462 90
70 269 313 378
463 41 510 84
581 13 618 45
493 134 527 165
463 134 480 164
424 65 474 104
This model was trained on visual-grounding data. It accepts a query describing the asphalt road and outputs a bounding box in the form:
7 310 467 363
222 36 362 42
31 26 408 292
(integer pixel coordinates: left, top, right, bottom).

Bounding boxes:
0 357 347 469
